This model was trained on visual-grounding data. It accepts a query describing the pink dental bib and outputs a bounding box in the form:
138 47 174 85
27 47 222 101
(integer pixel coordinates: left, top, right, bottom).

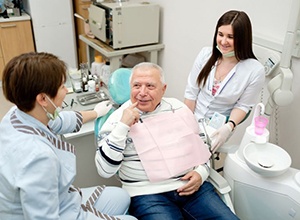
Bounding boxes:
130 107 211 182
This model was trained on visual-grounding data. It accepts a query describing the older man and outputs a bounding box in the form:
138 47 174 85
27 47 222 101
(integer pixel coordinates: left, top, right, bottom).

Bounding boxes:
95 62 238 220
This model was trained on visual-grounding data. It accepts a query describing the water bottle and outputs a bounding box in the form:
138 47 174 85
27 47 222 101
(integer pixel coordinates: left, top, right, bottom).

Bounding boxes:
91 55 104 78
101 61 111 86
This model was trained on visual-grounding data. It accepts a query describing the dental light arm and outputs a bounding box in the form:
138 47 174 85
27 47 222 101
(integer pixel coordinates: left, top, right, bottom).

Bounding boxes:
265 0 299 116
265 67 294 116
264 31 295 116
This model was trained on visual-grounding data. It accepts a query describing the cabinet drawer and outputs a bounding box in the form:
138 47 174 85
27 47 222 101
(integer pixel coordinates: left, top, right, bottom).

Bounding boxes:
0 20 35 64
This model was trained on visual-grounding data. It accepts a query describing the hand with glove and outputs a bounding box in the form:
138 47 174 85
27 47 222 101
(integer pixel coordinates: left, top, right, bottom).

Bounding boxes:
210 123 233 153
93 100 113 118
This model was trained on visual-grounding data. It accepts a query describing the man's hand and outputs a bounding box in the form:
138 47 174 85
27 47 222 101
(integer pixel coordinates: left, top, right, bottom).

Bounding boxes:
120 102 140 126
177 171 203 196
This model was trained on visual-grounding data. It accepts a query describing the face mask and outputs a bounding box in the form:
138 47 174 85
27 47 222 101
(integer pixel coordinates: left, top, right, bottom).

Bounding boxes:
42 96 62 120
216 45 235 58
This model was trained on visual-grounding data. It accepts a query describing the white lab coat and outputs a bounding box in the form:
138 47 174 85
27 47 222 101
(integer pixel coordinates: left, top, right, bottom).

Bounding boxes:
184 47 265 120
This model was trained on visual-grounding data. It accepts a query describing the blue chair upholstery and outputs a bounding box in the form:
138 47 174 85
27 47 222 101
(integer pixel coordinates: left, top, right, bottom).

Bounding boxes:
94 68 132 141
108 68 132 105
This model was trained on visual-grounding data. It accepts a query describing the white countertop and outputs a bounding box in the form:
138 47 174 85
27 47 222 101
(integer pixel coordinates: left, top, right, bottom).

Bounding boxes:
62 88 111 140
79 34 165 58
0 12 31 23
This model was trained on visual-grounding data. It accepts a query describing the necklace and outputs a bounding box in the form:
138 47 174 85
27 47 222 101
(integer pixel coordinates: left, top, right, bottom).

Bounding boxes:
215 72 228 83
215 59 238 82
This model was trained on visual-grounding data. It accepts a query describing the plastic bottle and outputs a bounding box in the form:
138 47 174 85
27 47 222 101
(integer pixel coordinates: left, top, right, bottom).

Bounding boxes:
91 55 105 78
93 75 100 92
80 63 89 79
101 61 111 85
82 77 88 92
88 79 96 92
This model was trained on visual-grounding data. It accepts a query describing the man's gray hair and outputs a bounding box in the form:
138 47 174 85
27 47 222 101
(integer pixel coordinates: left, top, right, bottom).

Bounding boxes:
130 62 165 84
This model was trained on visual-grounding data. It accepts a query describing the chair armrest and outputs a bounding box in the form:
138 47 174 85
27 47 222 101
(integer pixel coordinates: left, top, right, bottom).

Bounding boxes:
208 168 231 194
217 143 239 153
208 168 236 214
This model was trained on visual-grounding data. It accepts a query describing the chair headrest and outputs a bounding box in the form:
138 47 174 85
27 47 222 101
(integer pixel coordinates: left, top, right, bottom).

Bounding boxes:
108 68 132 105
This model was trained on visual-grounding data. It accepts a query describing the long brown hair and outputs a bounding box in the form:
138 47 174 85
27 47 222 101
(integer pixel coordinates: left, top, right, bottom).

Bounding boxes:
197 10 257 87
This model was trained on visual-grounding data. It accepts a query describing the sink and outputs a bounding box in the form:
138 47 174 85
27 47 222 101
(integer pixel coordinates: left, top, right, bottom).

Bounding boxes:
243 142 291 177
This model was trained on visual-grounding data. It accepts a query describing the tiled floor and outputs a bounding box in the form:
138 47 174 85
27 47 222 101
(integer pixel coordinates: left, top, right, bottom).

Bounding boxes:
0 84 14 120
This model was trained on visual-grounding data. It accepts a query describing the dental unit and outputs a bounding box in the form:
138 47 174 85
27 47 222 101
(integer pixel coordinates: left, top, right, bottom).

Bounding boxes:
221 0 300 218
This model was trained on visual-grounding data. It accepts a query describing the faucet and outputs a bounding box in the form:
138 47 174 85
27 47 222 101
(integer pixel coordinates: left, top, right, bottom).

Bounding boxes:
251 103 265 125
237 103 270 160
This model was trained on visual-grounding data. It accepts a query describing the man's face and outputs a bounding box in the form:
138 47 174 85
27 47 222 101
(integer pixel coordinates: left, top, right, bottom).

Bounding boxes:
130 67 166 112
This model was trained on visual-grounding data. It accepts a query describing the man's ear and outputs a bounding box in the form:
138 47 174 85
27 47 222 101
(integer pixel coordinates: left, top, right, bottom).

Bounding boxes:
162 84 167 94
36 93 47 107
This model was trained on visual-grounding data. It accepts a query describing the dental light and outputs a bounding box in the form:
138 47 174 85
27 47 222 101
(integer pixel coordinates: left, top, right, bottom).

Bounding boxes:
264 0 300 115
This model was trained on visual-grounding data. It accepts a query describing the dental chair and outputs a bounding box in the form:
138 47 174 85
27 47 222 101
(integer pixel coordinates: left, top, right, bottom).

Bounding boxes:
94 68 235 214
198 118 242 214
198 109 252 211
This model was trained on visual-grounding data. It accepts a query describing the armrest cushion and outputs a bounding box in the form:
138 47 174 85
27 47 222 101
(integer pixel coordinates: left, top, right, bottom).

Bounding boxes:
208 168 231 194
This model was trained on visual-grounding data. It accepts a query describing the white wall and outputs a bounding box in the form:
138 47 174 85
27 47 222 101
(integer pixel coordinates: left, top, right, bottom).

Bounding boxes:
136 0 300 168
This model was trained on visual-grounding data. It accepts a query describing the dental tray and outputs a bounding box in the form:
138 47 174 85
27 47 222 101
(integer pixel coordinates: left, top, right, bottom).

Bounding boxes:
76 91 109 106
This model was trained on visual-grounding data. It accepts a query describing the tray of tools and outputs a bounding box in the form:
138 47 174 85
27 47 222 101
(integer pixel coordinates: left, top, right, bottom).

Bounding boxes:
76 90 109 106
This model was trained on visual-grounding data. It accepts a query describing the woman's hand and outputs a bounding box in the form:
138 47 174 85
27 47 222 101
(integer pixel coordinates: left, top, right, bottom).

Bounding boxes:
94 100 113 118
210 123 232 152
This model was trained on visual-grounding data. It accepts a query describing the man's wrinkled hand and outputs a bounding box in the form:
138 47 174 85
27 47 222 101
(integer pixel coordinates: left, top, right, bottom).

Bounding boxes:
177 171 202 196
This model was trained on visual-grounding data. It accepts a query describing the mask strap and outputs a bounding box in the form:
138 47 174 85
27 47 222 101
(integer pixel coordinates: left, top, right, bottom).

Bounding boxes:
43 96 62 120
45 96 58 109
41 105 55 120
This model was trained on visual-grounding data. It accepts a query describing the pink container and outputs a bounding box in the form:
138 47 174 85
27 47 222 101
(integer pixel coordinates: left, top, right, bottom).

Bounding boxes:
254 116 269 135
